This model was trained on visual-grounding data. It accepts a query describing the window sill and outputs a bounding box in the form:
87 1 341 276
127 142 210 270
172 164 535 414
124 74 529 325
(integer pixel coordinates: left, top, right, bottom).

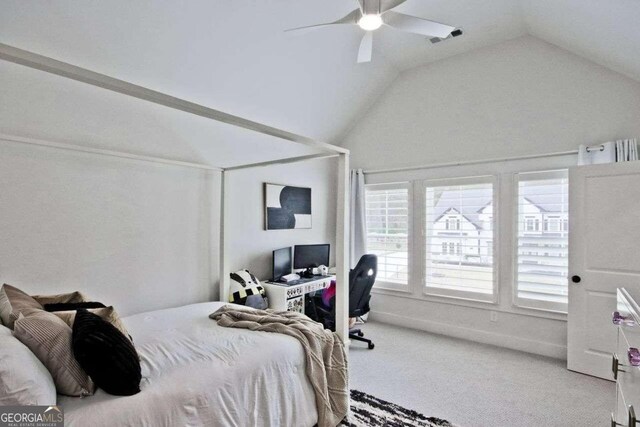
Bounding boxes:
513 300 568 317
423 289 497 305
371 287 568 322
372 282 411 294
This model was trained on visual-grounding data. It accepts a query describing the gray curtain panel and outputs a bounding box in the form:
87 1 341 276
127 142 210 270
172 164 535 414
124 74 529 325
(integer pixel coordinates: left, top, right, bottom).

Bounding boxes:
577 138 638 165
349 169 366 268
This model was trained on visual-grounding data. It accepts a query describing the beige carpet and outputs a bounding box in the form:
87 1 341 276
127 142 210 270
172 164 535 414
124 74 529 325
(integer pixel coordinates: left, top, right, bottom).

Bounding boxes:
348 321 614 427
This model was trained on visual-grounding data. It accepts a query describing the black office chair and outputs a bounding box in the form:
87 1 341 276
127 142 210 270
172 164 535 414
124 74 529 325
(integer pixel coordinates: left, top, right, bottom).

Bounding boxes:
310 254 377 349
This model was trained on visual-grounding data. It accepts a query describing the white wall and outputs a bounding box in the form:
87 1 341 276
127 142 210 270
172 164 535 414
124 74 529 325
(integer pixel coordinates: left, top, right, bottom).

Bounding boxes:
341 36 640 359
226 158 337 282
344 36 640 170
0 139 220 316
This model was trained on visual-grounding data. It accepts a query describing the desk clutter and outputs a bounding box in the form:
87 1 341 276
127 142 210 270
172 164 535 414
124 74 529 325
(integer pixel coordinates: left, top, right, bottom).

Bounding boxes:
227 244 378 350
228 243 334 314
267 243 334 313
263 277 335 313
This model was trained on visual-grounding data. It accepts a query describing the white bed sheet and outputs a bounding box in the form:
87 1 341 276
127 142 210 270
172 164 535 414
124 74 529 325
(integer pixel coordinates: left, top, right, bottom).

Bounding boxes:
58 302 317 427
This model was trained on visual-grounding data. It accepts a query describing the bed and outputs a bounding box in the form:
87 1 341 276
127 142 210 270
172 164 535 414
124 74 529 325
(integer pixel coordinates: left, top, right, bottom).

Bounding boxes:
58 302 318 427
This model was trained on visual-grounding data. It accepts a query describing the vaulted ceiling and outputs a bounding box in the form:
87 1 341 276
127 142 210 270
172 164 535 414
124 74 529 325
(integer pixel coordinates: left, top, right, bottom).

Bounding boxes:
0 0 638 166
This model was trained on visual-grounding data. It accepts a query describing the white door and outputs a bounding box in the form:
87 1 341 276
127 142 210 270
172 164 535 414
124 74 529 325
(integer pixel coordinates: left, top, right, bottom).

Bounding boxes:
568 161 640 379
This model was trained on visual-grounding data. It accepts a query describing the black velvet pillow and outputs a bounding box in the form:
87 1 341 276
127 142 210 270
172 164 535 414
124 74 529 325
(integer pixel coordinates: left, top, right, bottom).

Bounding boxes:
72 309 141 396
45 302 106 312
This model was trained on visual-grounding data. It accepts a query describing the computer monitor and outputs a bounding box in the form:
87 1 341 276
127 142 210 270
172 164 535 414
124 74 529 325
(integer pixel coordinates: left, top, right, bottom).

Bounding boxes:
272 247 292 282
293 244 330 270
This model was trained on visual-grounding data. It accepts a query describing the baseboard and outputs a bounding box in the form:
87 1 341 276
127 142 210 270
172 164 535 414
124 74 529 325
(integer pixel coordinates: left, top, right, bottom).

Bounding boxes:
369 310 567 360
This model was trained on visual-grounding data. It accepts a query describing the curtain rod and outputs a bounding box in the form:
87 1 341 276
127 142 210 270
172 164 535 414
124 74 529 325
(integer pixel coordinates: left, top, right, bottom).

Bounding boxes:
363 149 579 175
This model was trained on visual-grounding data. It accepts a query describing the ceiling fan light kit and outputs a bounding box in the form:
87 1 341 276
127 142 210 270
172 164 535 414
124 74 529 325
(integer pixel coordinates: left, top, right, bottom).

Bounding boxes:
286 0 457 63
358 14 383 31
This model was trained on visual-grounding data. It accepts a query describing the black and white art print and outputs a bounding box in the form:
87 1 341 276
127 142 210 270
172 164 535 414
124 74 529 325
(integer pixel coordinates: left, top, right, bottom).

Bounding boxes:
264 183 311 230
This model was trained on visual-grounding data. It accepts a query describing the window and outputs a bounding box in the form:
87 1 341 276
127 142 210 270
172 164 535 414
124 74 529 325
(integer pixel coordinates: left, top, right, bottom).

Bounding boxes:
515 170 569 312
524 216 541 232
445 216 461 230
365 183 410 290
424 177 496 301
544 215 562 232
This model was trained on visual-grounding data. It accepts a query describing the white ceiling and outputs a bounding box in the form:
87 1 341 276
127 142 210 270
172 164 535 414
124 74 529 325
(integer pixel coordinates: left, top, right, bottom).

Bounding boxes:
0 0 638 166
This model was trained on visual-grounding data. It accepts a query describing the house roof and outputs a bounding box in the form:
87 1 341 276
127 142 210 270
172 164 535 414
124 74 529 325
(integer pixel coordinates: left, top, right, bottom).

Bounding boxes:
431 189 492 230
433 207 482 231
0 1 638 165
432 187 566 230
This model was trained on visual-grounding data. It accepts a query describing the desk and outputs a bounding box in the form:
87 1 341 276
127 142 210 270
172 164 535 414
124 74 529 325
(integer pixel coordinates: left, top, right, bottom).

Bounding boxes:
263 275 335 313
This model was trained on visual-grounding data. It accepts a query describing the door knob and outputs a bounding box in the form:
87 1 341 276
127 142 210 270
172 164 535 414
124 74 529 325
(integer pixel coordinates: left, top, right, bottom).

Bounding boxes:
571 275 581 283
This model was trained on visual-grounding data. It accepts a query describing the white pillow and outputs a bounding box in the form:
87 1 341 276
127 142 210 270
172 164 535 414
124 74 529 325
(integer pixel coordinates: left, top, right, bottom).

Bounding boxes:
0 325 56 405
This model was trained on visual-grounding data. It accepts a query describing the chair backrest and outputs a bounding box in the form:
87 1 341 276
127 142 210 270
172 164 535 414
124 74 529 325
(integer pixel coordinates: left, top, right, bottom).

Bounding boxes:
348 254 377 317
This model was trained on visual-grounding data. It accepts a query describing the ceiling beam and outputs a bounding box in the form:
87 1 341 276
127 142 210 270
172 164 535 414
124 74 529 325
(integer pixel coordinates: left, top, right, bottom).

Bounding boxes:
0 42 349 156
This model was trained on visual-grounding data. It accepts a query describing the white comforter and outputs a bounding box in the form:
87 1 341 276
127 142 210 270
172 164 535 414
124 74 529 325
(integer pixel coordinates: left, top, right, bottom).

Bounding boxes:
58 302 317 427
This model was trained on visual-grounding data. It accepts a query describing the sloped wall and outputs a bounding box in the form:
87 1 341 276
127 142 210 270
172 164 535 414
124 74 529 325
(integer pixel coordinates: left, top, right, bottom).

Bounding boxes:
341 36 640 358
343 36 640 170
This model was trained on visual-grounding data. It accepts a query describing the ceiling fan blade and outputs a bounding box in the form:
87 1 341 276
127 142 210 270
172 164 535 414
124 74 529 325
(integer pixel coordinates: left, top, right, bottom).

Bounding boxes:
285 9 361 32
357 31 373 63
380 0 408 12
383 11 455 38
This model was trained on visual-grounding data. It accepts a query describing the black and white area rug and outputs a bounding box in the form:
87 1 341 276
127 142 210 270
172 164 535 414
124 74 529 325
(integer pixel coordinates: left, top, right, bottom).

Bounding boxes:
341 390 455 427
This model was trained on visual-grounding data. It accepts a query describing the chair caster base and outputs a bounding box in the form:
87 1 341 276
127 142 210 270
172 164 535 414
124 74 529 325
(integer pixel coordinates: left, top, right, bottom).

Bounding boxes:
350 332 375 350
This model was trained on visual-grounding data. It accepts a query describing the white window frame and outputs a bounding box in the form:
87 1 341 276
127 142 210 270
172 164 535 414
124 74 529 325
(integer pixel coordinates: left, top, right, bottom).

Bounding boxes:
421 175 499 303
365 182 412 292
513 169 569 313
544 215 562 232
524 216 540 233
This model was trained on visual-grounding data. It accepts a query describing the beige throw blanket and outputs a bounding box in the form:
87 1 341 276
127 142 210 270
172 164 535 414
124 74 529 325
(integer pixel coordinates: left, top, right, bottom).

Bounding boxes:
210 305 348 427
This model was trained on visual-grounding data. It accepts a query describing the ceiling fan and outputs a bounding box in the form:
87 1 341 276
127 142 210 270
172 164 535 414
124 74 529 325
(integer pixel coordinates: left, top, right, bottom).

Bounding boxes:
286 0 457 63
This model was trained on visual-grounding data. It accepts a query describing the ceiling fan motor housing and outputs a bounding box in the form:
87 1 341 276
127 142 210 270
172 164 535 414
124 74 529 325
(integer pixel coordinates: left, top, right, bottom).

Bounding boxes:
362 0 381 15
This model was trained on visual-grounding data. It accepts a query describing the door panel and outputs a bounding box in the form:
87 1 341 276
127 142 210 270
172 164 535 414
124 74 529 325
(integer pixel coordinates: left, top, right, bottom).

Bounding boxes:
568 162 640 379
585 292 616 352
585 175 640 272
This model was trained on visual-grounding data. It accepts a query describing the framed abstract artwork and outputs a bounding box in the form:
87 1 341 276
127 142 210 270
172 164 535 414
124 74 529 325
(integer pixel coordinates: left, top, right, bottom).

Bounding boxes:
264 183 311 230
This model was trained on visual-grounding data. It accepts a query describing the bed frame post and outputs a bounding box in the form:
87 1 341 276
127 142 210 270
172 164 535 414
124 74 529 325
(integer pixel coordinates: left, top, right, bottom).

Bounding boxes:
219 171 230 303
335 153 350 347
0 43 355 334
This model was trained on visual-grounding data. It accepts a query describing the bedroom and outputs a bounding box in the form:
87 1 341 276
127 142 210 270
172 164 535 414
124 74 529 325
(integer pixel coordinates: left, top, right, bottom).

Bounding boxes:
1 1 639 426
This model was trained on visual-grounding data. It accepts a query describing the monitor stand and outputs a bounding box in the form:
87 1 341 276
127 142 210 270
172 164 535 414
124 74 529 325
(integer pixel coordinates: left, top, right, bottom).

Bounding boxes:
301 267 315 279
